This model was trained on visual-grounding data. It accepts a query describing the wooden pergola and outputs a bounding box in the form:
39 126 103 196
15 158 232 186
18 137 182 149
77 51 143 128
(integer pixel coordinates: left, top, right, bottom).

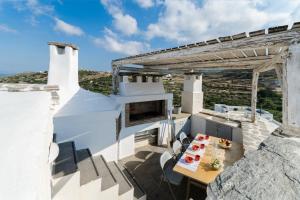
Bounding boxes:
112 22 300 124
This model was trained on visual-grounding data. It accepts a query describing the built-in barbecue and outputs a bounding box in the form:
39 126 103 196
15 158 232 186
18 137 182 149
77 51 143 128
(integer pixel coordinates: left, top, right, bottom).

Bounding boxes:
125 100 167 127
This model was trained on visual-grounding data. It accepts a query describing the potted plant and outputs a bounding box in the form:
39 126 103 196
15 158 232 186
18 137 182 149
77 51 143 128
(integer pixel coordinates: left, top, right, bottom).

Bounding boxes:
173 104 182 114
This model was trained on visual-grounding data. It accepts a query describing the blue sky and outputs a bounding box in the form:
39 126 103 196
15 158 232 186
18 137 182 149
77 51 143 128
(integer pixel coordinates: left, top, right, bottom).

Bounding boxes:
0 0 299 73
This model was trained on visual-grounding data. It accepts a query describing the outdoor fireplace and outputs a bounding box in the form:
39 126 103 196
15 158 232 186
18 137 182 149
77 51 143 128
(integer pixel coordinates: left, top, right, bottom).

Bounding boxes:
125 100 167 127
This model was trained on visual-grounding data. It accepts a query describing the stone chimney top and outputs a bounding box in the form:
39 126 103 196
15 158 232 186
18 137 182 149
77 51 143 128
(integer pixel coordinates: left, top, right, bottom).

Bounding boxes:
48 42 79 50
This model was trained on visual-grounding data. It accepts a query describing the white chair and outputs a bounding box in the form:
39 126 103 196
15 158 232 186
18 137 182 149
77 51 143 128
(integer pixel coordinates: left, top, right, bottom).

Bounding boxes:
179 132 190 150
172 140 182 159
179 132 188 142
159 151 184 200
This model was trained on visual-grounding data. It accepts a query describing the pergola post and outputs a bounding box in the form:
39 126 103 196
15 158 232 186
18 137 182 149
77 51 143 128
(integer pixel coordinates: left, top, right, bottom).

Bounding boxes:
281 42 300 134
251 69 260 122
112 64 120 94
274 63 283 89
281 60 288 128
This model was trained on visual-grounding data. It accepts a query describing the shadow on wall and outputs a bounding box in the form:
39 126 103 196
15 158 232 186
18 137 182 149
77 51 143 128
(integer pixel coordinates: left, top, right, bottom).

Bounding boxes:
53 89 121 160
54 111 117 155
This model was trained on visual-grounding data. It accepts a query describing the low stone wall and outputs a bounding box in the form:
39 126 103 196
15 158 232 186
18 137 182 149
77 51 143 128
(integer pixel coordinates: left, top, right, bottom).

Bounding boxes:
0 83 59 107
207 129 300 200
0 83 58 92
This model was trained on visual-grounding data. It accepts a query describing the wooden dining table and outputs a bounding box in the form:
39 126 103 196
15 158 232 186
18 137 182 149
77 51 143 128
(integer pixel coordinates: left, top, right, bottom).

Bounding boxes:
173 134 244 198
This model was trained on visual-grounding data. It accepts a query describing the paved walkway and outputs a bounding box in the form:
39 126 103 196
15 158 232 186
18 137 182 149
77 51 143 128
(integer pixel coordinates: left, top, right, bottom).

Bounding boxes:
120 145 207 200
242 117 279 154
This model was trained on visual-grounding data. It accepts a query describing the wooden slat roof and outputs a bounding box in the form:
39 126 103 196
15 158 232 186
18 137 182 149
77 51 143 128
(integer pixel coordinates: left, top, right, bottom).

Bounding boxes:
112 23 300 72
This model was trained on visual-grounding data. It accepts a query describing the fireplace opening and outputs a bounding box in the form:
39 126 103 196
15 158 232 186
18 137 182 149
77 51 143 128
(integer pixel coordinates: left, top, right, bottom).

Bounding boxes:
125 100 167 127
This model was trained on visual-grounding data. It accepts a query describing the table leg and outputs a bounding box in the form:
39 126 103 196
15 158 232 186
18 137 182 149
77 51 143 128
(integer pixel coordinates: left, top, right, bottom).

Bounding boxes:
185 178 190 200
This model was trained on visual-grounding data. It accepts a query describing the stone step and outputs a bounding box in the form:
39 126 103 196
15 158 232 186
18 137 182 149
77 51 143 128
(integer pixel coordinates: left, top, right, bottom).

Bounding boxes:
52 141 77 179
75 149 99 186
107 161 133 197
117 162 147 200
93 155 117 191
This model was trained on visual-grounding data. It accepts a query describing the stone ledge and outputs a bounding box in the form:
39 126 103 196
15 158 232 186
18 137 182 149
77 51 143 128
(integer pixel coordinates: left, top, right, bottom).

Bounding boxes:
0 83 59 92
0 83 60 108
48 41 78 50
207 128 300 200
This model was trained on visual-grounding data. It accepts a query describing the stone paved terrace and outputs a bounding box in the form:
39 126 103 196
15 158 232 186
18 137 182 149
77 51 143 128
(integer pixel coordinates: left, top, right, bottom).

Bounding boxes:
120 145 207 200
241 117 279 153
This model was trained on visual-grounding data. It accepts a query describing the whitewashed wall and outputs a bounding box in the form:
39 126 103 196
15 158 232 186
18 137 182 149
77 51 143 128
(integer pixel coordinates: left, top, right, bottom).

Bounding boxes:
191 114 206 137
0 91 54 200
54 89 121 161
285 43 300 130
54 111 119 161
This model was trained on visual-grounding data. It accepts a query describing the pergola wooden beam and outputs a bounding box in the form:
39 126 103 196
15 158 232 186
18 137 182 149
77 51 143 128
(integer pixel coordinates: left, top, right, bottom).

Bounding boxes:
230 52 239 58
253 49 258 57
240 50 248 58
118 66 187 74
143 55 276 70
253 50 288 73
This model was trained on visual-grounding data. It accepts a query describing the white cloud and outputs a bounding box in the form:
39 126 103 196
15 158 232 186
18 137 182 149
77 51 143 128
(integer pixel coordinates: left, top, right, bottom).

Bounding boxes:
113 13 138 36
26 0 53 16
134 0 154 8
54 18 84 36
93 28 148 55
12 0 54 16
10 0 54 25
100 0 138 36
0 24 17 34
146 0 300 43
146 0 207 42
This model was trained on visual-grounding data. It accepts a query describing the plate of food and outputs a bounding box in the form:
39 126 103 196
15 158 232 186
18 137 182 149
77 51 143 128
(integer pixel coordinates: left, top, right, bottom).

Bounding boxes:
192 144 199 151
197 136 204 141
184 155 194 164
218 139 232 149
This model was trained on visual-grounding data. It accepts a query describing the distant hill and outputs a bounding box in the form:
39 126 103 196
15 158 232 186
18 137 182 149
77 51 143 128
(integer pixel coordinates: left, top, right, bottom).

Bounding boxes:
0 69 282 121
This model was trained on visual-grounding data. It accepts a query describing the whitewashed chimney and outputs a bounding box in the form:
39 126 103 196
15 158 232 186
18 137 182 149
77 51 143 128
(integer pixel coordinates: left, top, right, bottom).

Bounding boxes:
47 42 80 108
181 74 203 114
